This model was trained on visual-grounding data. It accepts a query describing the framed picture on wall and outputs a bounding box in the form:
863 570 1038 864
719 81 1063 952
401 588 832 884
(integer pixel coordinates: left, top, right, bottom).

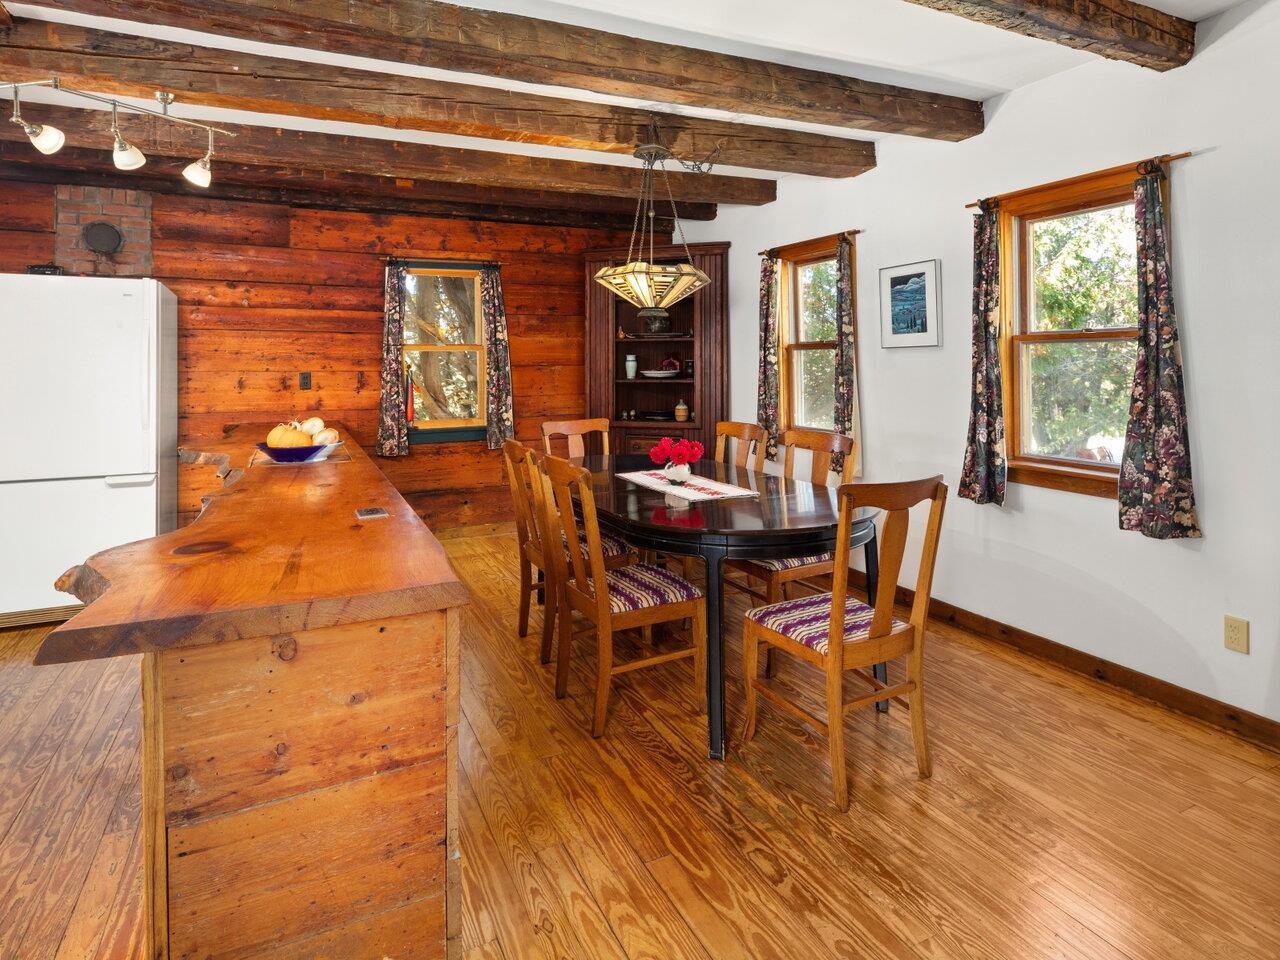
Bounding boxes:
879 260 940 348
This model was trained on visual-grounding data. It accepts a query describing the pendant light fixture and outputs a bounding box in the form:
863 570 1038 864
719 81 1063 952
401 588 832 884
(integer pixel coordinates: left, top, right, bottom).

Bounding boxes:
2 79 233 185
8 85 65 155
593 122 715 325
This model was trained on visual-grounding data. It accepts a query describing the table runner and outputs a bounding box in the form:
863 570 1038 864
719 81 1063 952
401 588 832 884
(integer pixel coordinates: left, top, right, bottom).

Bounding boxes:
616 470 760 502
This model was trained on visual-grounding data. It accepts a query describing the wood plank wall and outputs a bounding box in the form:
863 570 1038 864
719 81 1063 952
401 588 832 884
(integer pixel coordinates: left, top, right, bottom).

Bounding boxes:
0 182 55 268
4 180 638 527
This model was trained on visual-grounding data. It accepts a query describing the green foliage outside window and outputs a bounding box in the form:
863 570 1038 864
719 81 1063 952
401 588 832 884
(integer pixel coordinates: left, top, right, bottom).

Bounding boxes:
793 259 837 430
1024 204 1138 463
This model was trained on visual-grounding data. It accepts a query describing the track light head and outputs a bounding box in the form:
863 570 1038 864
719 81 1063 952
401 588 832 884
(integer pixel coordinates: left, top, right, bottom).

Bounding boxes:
182 155 211 188
112 135 146 170
23 121 65 155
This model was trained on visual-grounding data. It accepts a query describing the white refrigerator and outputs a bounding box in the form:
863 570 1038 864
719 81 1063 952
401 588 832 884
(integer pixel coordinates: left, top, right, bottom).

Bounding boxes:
0 275 177 624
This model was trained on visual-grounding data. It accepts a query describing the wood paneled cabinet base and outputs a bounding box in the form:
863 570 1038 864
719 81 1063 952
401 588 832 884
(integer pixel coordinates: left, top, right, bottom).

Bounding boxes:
142 610 459 959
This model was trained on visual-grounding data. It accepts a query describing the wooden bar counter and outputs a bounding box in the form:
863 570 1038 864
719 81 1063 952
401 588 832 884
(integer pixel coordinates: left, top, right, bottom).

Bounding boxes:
37 424 468 960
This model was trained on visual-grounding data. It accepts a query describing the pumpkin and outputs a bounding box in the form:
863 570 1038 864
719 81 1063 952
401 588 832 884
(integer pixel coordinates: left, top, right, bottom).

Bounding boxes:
274 427 315 448
266 423 292 447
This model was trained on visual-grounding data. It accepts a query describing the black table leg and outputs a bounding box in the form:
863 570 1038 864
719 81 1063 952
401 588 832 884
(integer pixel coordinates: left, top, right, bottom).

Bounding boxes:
701 545 728 759
863 528 890 713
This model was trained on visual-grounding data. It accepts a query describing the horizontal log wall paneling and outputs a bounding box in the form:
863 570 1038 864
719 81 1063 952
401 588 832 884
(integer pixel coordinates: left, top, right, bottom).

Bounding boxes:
0 180 54 270
147 192 636 527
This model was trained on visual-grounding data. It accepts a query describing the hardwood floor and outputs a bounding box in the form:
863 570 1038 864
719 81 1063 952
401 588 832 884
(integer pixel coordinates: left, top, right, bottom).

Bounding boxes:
2 532 1278 959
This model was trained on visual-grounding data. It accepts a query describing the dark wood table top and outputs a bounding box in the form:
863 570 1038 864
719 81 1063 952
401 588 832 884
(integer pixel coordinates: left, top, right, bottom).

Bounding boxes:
578 454 877 556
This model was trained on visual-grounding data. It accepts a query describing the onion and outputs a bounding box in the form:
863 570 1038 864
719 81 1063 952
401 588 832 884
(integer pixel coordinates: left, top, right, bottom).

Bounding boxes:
299 416 326 436
312 427 340 445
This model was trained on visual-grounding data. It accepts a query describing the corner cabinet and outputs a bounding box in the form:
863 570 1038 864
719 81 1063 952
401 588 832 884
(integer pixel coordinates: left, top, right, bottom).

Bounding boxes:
585 242 729 457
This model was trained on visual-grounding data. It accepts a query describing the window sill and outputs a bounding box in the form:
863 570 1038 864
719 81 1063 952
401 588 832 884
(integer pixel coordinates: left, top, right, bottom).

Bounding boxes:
409 426 487 445
1007 460 1117 499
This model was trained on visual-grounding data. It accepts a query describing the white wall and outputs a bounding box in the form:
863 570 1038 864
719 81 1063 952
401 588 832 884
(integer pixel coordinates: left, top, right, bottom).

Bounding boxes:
686 0 1280 721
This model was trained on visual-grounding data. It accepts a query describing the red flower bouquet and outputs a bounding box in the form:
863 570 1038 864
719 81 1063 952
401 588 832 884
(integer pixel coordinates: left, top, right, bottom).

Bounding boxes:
649 437 704 485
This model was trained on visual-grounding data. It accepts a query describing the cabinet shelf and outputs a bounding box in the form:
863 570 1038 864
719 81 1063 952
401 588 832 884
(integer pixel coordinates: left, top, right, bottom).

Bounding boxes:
616 378 694 385
610 420 700 430
615 336 694 344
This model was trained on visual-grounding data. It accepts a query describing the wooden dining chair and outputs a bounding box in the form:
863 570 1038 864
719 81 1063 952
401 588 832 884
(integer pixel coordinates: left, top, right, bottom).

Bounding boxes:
715 421 766 472
537 453 707 737
724 428 858 611
741 475 947 809
501 440 632 666
541 418 611 459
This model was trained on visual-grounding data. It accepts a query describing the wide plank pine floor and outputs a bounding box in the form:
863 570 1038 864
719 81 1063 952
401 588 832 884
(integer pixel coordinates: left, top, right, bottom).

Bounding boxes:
1 531 1278 959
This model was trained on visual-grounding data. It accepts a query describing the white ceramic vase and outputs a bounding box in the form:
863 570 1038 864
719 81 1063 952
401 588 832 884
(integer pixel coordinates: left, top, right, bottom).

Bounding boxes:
663 462 692 485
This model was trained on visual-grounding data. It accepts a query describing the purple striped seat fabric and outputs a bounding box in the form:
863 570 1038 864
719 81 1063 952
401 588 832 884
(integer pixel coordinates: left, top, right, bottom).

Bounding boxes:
562 529 630 559
604 563 702 614
748 552 834 572
746 593 907 656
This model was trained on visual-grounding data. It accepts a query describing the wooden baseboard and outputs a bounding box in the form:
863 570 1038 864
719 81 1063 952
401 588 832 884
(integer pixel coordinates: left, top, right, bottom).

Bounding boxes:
846 571 1280 754
0 604 82 630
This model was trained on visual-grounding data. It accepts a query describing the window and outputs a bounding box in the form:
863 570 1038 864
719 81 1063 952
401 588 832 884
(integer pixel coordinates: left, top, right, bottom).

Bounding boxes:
401 266 486 440
1001 169 1140 496
775 235 855 433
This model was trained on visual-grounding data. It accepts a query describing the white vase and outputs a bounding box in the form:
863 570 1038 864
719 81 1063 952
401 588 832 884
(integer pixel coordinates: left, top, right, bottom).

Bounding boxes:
663 462 692 485
624 355 638 379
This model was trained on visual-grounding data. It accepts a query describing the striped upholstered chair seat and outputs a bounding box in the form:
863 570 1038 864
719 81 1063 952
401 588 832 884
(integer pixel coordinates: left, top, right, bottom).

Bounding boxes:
562 528 630 560
749 551 834 572
605 563 703 614
746 594 907 656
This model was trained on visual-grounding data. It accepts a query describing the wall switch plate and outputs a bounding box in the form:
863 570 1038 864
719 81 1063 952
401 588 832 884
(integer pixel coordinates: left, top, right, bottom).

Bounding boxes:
1224 616 1250 654
299 371 312 390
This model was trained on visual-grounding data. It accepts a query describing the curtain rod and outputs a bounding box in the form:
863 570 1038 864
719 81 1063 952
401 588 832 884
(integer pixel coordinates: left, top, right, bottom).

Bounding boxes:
380 256 500 267
965 152 1192 210
758 228 861 258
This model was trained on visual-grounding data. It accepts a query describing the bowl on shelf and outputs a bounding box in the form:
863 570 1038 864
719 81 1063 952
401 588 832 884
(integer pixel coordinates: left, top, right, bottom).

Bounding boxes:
639 370 680 379
256 441 344 463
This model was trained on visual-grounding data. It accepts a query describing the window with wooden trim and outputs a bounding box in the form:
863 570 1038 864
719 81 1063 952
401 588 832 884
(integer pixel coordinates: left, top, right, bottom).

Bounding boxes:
1001 168 1140 497
775 236 854 433
402 266 486 439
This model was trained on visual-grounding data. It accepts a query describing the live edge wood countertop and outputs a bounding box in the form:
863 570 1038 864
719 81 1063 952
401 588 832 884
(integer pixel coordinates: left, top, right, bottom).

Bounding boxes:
36 422 470 665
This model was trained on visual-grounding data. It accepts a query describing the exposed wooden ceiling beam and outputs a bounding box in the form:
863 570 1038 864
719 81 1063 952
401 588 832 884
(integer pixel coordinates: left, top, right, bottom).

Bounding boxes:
904 0 1195 71
0 19 874 179
0 142 701 230
32 0 985 141
3 103 774 205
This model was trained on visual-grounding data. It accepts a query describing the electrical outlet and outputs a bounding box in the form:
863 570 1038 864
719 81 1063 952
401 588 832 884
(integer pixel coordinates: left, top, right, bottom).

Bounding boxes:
299 371 312 390
1224 616 1250 654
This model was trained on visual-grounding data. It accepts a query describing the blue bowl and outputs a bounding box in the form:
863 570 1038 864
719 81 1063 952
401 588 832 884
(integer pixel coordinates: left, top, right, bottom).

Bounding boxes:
257 442 328 463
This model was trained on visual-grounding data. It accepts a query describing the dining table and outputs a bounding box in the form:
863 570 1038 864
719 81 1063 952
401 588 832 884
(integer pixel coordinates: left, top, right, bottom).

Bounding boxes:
576 454 882 760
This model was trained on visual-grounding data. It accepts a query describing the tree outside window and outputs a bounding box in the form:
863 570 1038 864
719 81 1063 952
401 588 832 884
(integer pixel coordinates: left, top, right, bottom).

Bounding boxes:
402 267 486 432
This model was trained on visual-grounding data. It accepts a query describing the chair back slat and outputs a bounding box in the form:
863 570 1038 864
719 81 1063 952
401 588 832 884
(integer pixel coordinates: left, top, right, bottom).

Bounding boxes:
501 439 536 551
781 427 857 485
541 418 611 459
715 421 766 471
541 453 610 620
830 476 947 656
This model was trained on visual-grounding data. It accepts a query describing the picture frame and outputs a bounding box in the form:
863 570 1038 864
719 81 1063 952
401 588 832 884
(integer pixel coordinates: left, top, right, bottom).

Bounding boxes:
879 259 940 348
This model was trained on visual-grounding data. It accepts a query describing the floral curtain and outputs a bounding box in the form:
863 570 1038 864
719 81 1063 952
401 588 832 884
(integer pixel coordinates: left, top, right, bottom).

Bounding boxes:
480 265 516 450
958 201 1005 505
375 264 410 457
1118 169 1201 538
757 254 781 461
832 234 859 474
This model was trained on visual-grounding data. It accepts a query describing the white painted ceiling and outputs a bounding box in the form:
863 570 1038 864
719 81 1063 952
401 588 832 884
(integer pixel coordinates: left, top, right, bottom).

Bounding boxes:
6 0 1250 182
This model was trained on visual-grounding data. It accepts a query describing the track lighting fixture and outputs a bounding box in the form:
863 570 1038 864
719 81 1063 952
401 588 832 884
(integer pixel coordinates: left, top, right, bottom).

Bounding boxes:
110 102 146 170
3 78 234 185
9 85 65 155
182 129 214 188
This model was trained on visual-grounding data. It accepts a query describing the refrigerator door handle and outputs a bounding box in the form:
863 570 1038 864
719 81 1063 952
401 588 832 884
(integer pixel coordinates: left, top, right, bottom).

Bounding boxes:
104 474 156 487
142 316 152 433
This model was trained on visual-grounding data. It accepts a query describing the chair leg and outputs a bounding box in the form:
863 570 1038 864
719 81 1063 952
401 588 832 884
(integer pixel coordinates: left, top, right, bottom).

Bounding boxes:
691 605 707 714
538 580 556 665
592 625 614 738
554 600 574 699
682 557 695 582
517 556 533 638
763 578 781 679
827 662 849 811
909 670 932 779
642 624 654 646
742 632 760 743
